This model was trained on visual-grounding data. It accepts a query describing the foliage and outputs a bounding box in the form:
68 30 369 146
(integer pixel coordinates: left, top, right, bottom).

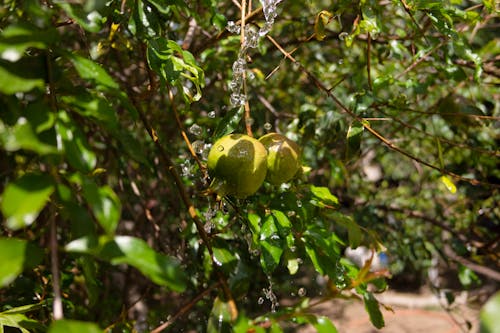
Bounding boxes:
0 0 498 332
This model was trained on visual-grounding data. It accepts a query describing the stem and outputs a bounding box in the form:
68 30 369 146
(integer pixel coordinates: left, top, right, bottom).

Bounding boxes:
50 204 63 320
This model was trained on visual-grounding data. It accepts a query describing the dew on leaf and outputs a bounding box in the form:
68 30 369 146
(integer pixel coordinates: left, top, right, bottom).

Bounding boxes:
264 122 272 130
208 110 216 118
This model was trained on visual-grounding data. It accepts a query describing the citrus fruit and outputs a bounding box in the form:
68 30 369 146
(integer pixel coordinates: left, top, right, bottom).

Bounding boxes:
259 132 301 185
207 134 268 198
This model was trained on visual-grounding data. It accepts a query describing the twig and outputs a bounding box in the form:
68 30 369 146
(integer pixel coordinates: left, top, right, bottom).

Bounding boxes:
45 50 63 320
168 87 208 180
151 282 220 333
367 34 372 91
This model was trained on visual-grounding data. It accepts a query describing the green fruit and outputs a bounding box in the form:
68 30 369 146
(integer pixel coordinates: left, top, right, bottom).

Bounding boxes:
207 134 268 198
259 133 301 185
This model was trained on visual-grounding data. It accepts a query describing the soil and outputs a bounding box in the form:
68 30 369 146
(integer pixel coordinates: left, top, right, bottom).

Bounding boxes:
298 289 481 333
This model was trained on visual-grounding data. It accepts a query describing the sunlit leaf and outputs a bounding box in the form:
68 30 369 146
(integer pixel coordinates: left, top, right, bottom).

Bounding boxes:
480 291 500 333
0 238 43 287
0 23 58 61
1 117 58 155
57 2 104 33
48 319 101 333
81 178 121 235
260 215 284 274
440 175 457 194
0 57 46 94
66 235 187 291
312 315 338 333
310 185 339 207
68 54 119 90
207 296 237 333
1 173 55 230
314 10 333 41
55 112 97 173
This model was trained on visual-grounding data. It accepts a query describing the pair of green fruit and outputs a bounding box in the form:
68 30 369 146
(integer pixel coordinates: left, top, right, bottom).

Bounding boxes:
207 133 301 198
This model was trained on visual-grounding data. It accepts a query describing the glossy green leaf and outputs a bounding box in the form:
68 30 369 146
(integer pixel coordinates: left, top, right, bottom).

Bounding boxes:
68 54 119 90
147 37 204 102
1 173 55 230
61 93 119 130
314 10 333 41
207 296 235 333
260 215 284 274
310 185 339 207
0 23 58 61
480 291 500 333
346 120 364 160
0 238 43 287
271 210 291 236
1 117 58 155
0 312 44 333
55 112 97 173
48 319 101 333
66 235 187 291
57 2 104 33
363 291 385 329
213 107 244 139
0 57 46 94
312 315 338 333
213 239 239 273
81 178 121 235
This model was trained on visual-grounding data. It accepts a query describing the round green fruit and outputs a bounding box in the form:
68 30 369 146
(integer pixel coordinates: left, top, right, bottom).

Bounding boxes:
207 134 268 198
259 132 301 185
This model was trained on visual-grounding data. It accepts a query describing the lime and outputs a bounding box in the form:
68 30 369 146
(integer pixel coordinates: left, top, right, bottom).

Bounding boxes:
207 134 268 198
259 133 301 185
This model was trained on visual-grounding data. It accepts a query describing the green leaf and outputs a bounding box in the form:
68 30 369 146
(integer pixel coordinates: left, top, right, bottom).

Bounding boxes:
480 291 500 333
271 210 292 236
56 2 104 33
61 93 119 130
147 37 204 102
0 312 45 333
0 238 43 287
0 57 46 94
363 291 385 329
213 107 244 139
314 10 333 41
260 215 284 274
1 173 55 230
68 54 120 90
66 235 187 291
310 185 339 207
346 120 364 160
48 320 101 333
81 178 121 235
312 316 338 333
207 296 235 333
0 23 58 62
213 239 239 273
1 117 58 155
55 112 97 173
440 175 457 194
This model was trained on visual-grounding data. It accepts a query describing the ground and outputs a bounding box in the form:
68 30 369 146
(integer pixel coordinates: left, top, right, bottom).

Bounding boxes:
299 289 482 333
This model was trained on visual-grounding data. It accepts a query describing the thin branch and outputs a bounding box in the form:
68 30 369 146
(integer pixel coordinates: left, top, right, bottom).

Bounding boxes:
151 282 220 333
367 34 372 91
45 50 63 320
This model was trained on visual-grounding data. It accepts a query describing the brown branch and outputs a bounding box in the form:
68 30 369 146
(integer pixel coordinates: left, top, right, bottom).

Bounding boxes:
151 282 220 333
367 34 372 91
444 246 500 282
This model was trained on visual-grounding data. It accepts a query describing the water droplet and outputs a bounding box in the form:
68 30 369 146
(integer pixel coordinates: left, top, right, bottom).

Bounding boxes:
287 210 296 217
264 122 272 130
296 200 302 208
217 145 224 152
298 287 306 297
226 21 241 34
338 59 344 65
208 110 216 118
339 32 348 40
189 124 202 137
258 297 264 304
192 140 205 155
